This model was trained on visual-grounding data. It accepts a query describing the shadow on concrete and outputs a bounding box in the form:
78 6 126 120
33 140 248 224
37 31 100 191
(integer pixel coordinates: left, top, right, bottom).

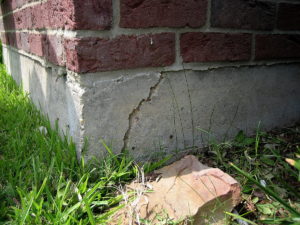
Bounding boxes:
1 2 82 158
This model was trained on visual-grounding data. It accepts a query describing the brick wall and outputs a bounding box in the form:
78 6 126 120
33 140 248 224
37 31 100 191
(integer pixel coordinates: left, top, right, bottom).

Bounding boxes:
1 0 300 73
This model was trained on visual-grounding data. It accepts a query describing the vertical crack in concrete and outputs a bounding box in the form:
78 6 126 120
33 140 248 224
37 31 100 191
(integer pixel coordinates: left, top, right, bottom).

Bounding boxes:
122 73 165 152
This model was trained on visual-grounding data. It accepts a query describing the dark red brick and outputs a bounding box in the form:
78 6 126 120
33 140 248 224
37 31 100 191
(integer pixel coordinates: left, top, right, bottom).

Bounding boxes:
0 30 64 66
181 32 251 63
2 14 15 30
1 0 112 30
7 33 18 48
1 0 21 15
255 35 300 60
211 0 276 30
66 0 112 30
2 7 32 30
277 3 300 30
120 0 207 28
65 33 175 73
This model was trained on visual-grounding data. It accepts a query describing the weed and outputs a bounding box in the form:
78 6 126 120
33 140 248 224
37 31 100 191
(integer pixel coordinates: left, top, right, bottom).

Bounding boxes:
197 124 300 224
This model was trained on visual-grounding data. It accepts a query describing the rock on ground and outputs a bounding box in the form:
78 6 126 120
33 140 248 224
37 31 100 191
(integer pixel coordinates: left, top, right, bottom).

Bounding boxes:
110 155 241 225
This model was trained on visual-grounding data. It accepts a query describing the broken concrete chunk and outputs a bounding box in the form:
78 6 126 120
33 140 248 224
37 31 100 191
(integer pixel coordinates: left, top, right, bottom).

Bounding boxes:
110 155 241 225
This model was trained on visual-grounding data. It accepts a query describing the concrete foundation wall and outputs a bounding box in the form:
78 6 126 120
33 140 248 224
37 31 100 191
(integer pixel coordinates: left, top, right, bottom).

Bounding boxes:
1 0 300 160
3 45 83 149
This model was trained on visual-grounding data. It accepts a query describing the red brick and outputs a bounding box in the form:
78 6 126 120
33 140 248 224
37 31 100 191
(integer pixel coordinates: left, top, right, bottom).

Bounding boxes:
30 4 47 29
65 33 175 73
1 31 64 66
66 0 112 30
2 14 15 30
180 32 251 63
255 35 300 60
1 8 31 30
44 0 67 29
1 0 38 15
277 3 300 30
15 7 33 29
120 0 207 28
42 35 65 66
1 0 112 30
211 0 276 30
29 34 43 57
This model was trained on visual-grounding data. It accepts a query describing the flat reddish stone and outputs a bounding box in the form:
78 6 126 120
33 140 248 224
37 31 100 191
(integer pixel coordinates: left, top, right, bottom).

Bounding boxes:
111 155 241 224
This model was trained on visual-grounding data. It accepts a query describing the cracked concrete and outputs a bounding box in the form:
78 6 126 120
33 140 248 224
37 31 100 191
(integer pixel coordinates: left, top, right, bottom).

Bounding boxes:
79 71 162 159
79 63 300 160
125 65 300 160
4 46 300 160
122 73 165 152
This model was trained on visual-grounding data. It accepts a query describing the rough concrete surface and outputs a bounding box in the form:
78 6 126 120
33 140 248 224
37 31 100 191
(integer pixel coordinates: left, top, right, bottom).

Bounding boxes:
3 45 300 160
3 45 84 150
81 63 300 160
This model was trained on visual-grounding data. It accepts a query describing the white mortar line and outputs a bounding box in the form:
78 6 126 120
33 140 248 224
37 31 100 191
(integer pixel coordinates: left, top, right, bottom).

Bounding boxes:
80 60 300 78
174 32 183 69
205 0 212 30
111 0 121 38
2 27 300 39
3 42 300 78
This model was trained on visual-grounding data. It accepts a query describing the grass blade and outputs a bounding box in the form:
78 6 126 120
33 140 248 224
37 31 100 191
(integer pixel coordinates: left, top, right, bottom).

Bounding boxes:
225 211 258 225
84 198 96 225
230 163 300 216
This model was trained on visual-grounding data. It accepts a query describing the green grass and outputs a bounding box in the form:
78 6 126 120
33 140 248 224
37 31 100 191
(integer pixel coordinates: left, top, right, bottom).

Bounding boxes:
0 64 143 224
0 62 299 225
197 125 300 224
